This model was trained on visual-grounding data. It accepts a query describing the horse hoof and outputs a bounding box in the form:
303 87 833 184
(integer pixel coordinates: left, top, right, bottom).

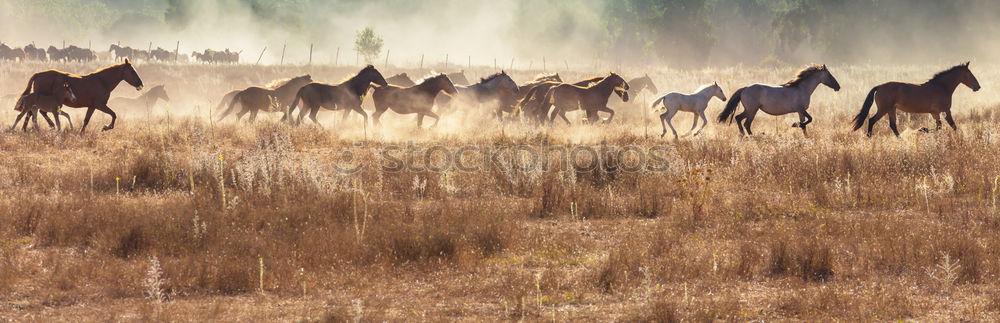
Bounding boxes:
102 126 113 131
918 128 931 133
791 123 801 128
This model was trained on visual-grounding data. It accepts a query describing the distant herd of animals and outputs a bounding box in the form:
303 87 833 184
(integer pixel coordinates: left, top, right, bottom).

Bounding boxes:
0 42 241 64
6 55 982 138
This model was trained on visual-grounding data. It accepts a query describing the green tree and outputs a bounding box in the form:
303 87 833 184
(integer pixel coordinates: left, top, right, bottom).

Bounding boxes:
354 27 384 64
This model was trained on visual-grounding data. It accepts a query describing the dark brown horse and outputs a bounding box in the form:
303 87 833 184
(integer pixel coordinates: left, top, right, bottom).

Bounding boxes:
499 73 563 120
436 71 519 118
852 62 981 137
289 65 388 126
12 82 76 131
544 73 630 124
218 75 313 122
385 73 416 87
19 59 143 132
518 76 629 123
372 74 458 127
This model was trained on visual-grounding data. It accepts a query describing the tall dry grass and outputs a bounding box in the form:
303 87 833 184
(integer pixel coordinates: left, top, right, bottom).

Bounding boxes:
1 62 999 320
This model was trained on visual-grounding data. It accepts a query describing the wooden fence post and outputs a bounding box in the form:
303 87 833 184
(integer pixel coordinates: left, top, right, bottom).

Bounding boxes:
255 47 267 65
308 44 313 66
280 43 286 65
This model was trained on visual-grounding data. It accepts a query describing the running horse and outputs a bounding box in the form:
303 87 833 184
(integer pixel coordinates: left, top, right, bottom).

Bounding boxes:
626 75 659 99
18 59 143 132
851 62 980 137
437 71 519 118
109 85 170 112
217 75 313 122
544 73 631 124
372 73 458 128
519 76 629 124
651 82 727 139
718 65 840 136
385 73 417 87
289 65 388 126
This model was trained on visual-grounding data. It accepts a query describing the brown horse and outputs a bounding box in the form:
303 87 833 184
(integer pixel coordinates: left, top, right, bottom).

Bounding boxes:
436 71 519 118
543 73 630 124
372 74 458 128
852 62 981 137
19 59 143 132
519 76 629 124
385 73 416 87
218 75 313 122
289 65 388 126
109 85 170 112
499 73 563 119
12 83 76 131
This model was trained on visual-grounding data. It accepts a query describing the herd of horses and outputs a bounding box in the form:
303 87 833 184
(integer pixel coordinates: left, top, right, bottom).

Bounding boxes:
1 42 240 64
7 59 982 138
0 43 97 63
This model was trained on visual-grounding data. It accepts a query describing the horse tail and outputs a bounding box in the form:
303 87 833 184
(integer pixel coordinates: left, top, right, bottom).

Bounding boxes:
852 86 879 131
217 91 242 122
649 96 665 112
718 87 744 123
287 88 304 119
20 73 38 97
516 85 542 113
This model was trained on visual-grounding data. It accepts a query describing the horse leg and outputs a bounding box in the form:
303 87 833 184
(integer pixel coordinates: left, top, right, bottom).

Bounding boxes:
426 111 441 128
661 110 679 139
866 110 887 137
340 109 351 123
308 107 322 126
11 109 27 131
60 111 74 130
248 108 258 123
39 111 56 128
599 106 616 124
93 104 118 131
888 111 900 137
932 113 943 131
694 111 709 136
796 110 813 137
734 113 747 136
743 113 757 136
30 110 40 131
53 110 61 131
944 111 958 131
658 112 669 138
683 111 699 136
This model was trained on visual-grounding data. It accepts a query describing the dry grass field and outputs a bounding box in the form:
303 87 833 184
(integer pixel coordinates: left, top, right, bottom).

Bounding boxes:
1 61 1000 321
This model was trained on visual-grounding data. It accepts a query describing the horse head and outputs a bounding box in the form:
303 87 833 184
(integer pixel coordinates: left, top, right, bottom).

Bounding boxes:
122 58 144 91
713 82 727 102
436 74 458 95
820 65 841 92
959 62 981 92
361 65 388 87
150 85 169 102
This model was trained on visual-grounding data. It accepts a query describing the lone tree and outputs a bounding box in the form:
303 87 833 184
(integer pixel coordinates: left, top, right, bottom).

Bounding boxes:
354 27 384 64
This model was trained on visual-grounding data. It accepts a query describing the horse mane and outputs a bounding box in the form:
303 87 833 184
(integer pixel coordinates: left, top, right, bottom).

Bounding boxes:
928 63 969 83
783 65 827 87
480 72 507 83
416 73 446 83
81 62 131 77
267 75 309 89
533 73 559 81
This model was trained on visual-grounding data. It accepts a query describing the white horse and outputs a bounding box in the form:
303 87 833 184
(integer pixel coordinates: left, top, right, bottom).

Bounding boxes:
717 65 840 136
650 82 727 139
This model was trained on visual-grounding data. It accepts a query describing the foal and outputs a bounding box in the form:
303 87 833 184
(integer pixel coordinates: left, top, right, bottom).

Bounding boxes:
12 83 76 131
651 82 727 139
